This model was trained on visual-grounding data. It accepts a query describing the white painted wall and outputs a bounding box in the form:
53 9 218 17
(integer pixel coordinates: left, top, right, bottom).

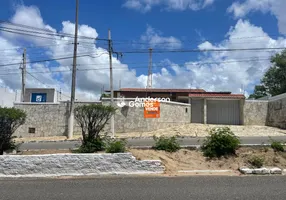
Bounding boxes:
0 88 21 107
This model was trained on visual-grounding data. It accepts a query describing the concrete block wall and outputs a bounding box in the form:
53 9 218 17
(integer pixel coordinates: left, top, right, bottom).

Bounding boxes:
267 93 286 129
244 100 268 126
103 99 191 134
14 101 101 138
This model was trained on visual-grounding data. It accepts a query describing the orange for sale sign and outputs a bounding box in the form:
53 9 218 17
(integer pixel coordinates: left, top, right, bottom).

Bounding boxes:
144 100 160 118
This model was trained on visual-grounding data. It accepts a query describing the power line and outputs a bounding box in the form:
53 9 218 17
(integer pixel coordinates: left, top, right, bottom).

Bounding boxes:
26 71 71 99
0 52 106 67
119 47 285 54
0 56 273 72
0 57 273 76
0 20 108 41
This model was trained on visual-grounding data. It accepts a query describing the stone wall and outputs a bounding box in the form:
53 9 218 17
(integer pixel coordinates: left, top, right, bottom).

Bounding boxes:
267 93 286 129
103 99 191 134
0 153 164 177
14 101 100 137
244 100 268 126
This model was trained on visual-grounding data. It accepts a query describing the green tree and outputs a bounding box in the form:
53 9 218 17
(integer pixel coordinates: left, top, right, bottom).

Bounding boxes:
74 104 116 153
0 107 26 155
250 50 286 98
248 85 268 99
100 93 111 100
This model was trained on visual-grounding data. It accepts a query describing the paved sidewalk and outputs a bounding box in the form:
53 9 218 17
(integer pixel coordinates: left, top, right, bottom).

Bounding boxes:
17 136 286 151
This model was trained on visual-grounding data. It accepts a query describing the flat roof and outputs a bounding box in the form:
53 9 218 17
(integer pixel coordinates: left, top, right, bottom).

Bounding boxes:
105 88 206 93
189 93 245 99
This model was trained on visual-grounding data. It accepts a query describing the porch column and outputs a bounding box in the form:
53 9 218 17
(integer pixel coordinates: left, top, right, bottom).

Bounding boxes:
203 98 207 124
239 99 245 125
189 97 192 123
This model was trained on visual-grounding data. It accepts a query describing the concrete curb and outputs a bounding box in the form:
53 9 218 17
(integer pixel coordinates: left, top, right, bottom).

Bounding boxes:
178 170 233 173
0 171 164 178
239 167 283 175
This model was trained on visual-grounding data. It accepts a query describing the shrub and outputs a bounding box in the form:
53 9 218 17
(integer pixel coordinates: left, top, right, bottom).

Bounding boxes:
248 156 264 168
0 107 26 155
106 139 126 153
74 104 116 153
153 136 180 152
270 141 284 152
201 127 240 158
76 137 105 153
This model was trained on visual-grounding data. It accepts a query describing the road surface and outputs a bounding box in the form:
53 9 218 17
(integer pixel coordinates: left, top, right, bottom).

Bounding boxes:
18 136 286 150
1 176 286 200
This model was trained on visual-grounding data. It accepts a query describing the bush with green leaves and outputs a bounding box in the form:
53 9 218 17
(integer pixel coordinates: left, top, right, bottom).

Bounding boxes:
74 104 116 153
75 137 105 153
105 139 126 153
0 107 26 155
152 136 180 152
248 156 264 168
270 140 284 152
201 127 240 158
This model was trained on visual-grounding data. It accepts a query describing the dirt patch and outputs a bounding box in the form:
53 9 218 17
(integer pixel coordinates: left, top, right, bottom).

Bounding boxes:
19 150 73 155
129 147 286 175
15 136 82 143
118 124 286 138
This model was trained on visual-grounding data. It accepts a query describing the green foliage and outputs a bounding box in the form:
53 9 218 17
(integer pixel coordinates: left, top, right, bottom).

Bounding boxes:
153 136 180 152
0 107 26 155
270 140 284 152
105 139 126 153
74 104 116 150
201 127 240 158
76 137 105 153
248 85 268 99
100 93 111 100
248 156 264 168
250 50 286 98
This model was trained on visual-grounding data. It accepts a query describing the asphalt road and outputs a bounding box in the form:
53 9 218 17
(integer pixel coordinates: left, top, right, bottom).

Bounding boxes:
18 136 286 150
1 176 286 200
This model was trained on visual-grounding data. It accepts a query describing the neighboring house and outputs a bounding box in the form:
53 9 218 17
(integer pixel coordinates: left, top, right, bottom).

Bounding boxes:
106 88 245 125
105 88 206 103
0 88 21 107
21 88 71 103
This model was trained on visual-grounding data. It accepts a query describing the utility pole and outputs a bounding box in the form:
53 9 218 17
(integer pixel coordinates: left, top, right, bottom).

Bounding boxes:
108 29 115 138
147 48 153 89
68 0 79 139
21 48 26 102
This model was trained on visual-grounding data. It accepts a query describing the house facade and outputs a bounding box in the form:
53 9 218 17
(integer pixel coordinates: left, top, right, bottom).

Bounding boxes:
106 88 245 125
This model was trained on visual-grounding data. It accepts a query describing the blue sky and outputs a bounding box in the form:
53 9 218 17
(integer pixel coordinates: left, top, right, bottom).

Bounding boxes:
0 0 285 99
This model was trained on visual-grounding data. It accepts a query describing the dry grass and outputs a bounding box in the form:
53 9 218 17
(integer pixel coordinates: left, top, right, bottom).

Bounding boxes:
19 149 72 155
129 147 286 175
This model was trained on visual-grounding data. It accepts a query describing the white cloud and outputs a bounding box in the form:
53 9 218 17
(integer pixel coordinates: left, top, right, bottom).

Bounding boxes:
227 0 286 35
147 20 286 94
0 5 147 101
1 4 286 103
123 0 215 12
140 25 182 49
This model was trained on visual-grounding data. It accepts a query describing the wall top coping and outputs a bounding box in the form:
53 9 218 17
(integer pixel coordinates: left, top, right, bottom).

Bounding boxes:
245 100 269 103
14 102 60 105
0 153 133 158
269 93 286 101
59 101 102 103
101 98 190 106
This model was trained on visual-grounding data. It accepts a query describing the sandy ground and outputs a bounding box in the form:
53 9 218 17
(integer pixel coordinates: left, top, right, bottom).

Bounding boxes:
117 124 286 138
130 148 286 175
15 135 82 143
14 124 286 142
